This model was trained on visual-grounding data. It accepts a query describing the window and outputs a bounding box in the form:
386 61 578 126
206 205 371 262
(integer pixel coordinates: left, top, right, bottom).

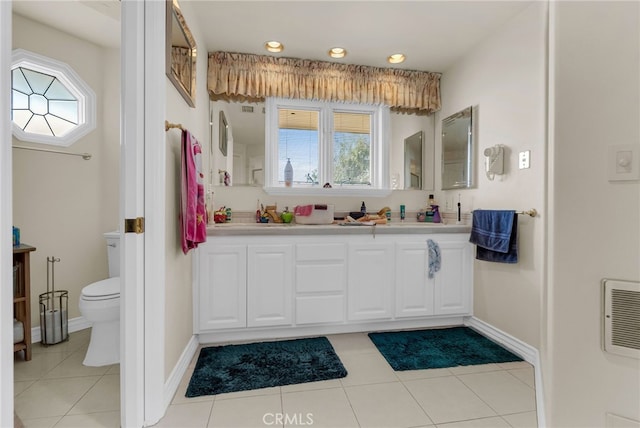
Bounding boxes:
11 49 96 146
265 98 390 196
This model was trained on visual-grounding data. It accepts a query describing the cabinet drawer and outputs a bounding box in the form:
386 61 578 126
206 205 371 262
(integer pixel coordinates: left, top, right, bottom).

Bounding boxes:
296 263 345 293
296 243 346 261
296 295 344 324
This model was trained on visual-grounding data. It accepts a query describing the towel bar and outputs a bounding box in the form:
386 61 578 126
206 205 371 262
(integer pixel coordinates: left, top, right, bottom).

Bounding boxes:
472 209 537 217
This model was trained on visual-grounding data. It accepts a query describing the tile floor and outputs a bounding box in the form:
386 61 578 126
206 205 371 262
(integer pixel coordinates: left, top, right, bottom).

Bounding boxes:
14 329 538 428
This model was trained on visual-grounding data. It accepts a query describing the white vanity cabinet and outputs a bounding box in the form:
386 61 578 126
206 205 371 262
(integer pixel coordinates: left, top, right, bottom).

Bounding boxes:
247 244 294 327
195 228 473 340
395 237 472 318
433 240 472 315
347 242 395 321
196 244 247 330
395 242 435 318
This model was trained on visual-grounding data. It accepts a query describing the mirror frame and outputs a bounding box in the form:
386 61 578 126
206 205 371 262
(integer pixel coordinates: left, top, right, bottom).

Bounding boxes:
219 111 228 156
165 0 196 108
441 106 474 190
404 131 423 190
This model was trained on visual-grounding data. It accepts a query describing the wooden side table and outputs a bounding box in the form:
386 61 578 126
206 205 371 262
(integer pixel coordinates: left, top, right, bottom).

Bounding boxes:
13 244 35 361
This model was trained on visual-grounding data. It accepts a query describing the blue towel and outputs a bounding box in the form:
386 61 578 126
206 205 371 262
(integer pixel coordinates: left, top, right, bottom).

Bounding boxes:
427 239 441 278
469 210 518 263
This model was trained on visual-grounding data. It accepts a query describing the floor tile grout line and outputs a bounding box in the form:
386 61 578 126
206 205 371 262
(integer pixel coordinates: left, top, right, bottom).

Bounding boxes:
453 369 505 417
504 366 537 390
396 375 437 426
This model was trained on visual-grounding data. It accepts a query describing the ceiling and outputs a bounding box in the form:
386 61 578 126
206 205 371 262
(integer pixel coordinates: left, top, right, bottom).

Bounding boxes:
12 0 533 72
12 1 532 147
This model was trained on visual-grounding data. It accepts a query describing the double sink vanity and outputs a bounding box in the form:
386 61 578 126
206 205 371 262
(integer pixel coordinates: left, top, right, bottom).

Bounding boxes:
194 220 473 343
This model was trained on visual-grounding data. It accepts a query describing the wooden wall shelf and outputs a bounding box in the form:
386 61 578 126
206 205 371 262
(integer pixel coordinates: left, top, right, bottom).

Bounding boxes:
13 244 36 361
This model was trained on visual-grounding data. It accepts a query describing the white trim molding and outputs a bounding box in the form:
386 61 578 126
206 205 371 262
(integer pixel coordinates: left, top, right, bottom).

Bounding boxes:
465 316 546 428
163 335 199 409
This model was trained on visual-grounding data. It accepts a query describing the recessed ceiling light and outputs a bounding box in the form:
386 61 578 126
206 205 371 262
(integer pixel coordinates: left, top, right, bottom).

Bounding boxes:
328 47 347 59
387 53 406 64
265 41 284 53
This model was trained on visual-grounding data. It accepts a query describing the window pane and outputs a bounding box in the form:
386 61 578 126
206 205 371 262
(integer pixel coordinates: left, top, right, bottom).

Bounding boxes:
24 114 53 136
49 100 78 123
45 79 76 101
12 69 31 94
278 109 319 185
332 112 371 186
12 90 29 110
12 110 33 129
21 68 54 94
47 114 76 136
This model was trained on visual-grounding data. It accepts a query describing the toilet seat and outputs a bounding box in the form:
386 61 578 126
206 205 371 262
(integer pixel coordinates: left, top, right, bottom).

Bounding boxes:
81 277 120 301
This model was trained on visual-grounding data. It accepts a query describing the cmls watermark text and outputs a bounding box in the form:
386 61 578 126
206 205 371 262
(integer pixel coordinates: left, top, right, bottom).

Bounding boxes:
263 413 314 426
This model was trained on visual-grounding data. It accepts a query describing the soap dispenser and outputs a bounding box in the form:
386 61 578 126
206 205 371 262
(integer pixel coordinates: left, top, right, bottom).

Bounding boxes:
360 201 366 215
432 205 441 223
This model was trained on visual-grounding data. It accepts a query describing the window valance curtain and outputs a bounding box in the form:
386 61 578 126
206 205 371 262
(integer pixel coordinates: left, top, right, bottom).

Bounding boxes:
208 51 441 114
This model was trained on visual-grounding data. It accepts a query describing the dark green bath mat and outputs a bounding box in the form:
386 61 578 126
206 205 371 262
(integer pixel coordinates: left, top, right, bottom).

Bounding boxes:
186 336 347 397
368 326 523 371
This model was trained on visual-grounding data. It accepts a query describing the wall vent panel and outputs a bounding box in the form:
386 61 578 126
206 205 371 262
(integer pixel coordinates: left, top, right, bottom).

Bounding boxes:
603 279 640 359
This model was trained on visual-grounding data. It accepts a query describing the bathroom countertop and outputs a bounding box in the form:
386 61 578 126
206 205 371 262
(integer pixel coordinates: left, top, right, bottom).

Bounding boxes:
207 222 471 236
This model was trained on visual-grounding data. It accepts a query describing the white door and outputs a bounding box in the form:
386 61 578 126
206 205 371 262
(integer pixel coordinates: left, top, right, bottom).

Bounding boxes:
120 1 167 426
120 1 146 426
1 2 14 425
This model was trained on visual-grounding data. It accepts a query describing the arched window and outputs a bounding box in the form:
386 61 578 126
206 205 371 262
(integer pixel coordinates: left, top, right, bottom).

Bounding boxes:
11 49 96 146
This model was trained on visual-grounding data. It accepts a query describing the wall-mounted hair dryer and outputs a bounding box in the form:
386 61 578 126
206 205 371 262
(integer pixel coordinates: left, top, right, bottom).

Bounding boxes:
484 144 504 180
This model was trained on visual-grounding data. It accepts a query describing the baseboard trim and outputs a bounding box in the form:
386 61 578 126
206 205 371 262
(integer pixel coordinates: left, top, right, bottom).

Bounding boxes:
464 316 546 428
30 316 91 343
163 335 199 410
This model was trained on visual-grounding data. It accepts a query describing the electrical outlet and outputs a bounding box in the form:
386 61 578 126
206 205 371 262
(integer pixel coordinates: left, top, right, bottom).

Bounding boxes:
519 151 530 169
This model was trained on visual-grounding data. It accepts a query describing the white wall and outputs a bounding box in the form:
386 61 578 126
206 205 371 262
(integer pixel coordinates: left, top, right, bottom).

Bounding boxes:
437 2 547 348
547 2 640 425
164 0 210 378
12 14 120 326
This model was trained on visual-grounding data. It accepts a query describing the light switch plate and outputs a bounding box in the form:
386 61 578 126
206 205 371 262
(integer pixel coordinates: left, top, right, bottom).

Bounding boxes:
519 151 530 169
608 144 640 181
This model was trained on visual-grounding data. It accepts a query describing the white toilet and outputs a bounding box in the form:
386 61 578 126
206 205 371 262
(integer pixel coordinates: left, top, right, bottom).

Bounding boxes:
79 231 120 366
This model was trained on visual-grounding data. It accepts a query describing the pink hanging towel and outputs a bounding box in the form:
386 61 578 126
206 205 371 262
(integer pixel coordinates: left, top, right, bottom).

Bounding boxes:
181 129 207 254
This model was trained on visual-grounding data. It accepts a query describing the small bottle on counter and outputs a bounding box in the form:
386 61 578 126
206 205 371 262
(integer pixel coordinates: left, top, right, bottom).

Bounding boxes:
361 201 367 215
400 205 406 221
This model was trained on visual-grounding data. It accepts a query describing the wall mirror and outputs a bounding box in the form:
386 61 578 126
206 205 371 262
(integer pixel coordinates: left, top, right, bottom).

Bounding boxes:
404 131 423 189
441 106 474 189
210 99 433 189
166 0 196 108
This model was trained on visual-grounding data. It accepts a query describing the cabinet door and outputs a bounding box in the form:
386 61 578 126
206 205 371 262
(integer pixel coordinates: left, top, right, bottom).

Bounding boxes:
247 244 294 327
347 242 394 321
197 244 247 331
433 240 473 315
395 242 435 318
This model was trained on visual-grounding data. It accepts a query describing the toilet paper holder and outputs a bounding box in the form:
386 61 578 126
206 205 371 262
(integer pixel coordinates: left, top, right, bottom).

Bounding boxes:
39 256 68 345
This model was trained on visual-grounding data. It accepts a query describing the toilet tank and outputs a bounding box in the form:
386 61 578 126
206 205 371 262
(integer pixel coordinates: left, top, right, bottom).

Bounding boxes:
103 231 120 277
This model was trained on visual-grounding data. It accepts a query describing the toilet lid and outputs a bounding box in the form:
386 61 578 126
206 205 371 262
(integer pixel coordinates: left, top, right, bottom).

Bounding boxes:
82 277 120 299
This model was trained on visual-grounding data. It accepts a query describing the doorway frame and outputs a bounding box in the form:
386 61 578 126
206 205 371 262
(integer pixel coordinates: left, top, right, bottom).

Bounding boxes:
1 1 14 426
1 1 167 426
